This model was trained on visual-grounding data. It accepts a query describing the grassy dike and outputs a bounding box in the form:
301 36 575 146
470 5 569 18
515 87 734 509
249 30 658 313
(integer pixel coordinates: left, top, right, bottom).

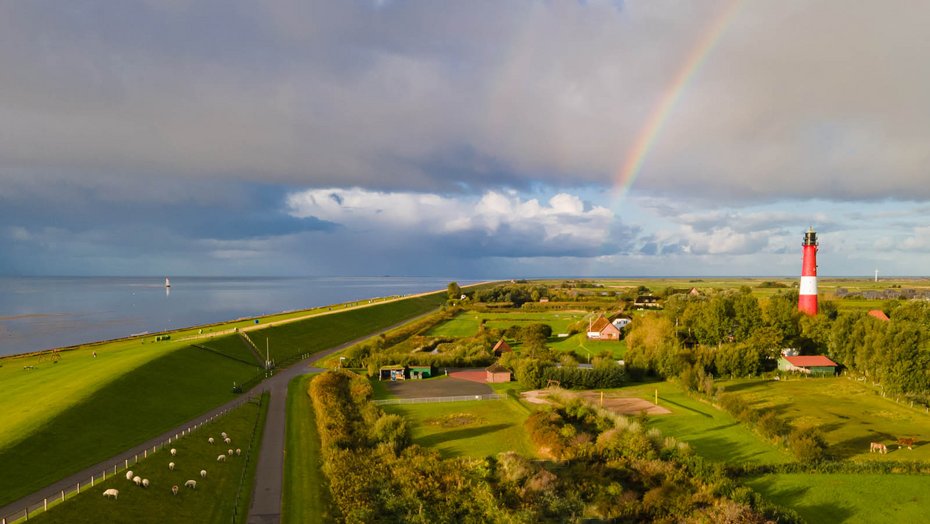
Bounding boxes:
282 374 333 524
0 291 447 509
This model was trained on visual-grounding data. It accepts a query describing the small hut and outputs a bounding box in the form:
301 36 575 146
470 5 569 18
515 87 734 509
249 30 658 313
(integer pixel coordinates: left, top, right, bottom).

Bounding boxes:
492 339 513 357
409 365 432 379
486 363 512 383
379 365 406 381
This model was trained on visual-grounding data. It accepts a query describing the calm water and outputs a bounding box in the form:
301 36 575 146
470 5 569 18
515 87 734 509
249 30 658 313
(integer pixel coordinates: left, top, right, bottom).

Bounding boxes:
0 276 471 357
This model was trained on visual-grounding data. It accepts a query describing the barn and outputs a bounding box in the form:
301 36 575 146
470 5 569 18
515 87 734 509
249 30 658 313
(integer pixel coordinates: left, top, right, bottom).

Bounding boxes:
486 363 512 383
777 355 838 376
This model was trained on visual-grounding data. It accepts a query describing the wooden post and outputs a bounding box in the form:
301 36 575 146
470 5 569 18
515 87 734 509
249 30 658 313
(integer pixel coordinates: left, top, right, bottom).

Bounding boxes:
44 498 47 511
655 389 658 406
91 475 94 487
61 490 65 501
77 482 80 494
600 391 604 406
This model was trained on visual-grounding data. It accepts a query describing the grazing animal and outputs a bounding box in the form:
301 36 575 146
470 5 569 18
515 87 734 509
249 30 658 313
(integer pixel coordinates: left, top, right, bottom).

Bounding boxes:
200 469 207 478
103 488 119 499
224 437 231 445
169 461 175 470
141 479 149 488
125 470 134 481
170 448 177 456
217 454 226 462
898 437 916 450
208 437 215 444
235 448 241 456
221 432 227 439
870 442 888 454
185 479 197 489
133 476 142 486
228 449 234 456
171 485 179 496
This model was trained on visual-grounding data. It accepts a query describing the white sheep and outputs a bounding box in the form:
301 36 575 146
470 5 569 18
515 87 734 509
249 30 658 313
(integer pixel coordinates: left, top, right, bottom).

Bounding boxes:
221 432 227 439
185 479 197 489
169 461 175 471
235 448 241 456
170 448 177 456
224 437 231 445
208 437 215 444
200 469 207 478
217 454 226 462
103 488 119 499
171 485 179 496
133 476 142 486
125 470 134 481
227 448 234 456
141 479 149 488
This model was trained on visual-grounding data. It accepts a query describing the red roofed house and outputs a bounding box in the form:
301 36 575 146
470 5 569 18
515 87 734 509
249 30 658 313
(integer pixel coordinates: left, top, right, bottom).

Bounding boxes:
492 339 512 356
486 363 512 383
778 355 838 376
868 310 890 322
586 316 621 341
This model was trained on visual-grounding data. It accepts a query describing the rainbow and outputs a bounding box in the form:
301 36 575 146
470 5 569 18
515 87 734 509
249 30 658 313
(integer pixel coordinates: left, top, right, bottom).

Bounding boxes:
612 0 743 199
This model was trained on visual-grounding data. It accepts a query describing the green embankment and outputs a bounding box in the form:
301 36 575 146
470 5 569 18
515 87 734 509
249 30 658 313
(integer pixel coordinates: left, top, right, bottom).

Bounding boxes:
282 374 333 524
32 395 268 524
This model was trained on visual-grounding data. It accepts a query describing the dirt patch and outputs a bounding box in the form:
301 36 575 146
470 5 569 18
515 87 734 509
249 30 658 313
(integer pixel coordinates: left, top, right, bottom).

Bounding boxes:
449 370 487 383
521 389 671 416
425 413 484 428
384 376 492 398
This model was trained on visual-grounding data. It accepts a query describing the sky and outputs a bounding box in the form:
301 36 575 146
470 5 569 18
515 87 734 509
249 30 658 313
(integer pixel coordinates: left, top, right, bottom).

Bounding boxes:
2 0 930 278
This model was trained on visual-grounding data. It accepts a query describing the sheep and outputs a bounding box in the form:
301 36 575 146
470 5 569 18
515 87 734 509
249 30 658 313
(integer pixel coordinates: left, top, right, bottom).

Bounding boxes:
185 479 197 489
227 448 234 456
125 470 134 481
208 437 215 444
221 432 227 439
170 448 177 456
141 479 149 488
171 485 179 496
217 454 226 462
235 448 241 456
169 461 175 471
200 469 207 478
133 476 142 486
224 437 231 445
103 488 119 499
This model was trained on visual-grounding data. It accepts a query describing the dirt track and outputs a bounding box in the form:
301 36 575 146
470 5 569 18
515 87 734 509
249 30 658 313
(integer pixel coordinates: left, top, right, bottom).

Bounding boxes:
521 389 671 415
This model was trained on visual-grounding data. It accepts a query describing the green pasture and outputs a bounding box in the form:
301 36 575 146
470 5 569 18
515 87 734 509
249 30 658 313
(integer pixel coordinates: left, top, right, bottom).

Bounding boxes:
32 395 268 524
0 344 260 507
618 382 790 465
720 377 930 461
282 374 333 524
382 398 536 459
549 333 627 360
747 473 930 524
425 310 587 339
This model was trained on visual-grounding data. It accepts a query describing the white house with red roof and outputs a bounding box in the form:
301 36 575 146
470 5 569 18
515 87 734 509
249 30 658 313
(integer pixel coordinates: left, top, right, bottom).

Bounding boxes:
777 355 838 376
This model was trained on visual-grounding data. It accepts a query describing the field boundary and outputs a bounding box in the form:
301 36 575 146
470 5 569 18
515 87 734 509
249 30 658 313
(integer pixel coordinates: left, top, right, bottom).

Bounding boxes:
373 394 502 405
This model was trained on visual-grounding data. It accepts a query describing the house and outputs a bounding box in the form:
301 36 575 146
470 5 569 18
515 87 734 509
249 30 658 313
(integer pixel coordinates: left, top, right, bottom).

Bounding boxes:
408 365 432 379
633 295 661 309
688 287 702 296
492 339 513 356
587 316 621 341
379 364 406 381
486 363 512 383
612 317 632 330
868 310 890 322
539 297 549 303
777 355 838 376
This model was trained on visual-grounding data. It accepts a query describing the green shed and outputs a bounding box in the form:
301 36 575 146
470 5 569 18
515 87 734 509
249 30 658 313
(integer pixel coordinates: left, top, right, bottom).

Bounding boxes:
409 365 432 379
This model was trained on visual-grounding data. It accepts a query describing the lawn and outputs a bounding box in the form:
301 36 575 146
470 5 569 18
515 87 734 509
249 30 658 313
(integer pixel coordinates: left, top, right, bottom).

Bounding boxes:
549 333 627 360
425 310 587 339
382 398 536 459
282 374 334 524
617 382 790 465
747 473 930 524
0 346 260 507
31 395 268 524
719 377 930 461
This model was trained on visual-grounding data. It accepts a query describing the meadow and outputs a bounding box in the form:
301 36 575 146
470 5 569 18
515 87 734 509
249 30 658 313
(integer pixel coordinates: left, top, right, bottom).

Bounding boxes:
30 395 268 524
282 374 333 524
425 310 588 338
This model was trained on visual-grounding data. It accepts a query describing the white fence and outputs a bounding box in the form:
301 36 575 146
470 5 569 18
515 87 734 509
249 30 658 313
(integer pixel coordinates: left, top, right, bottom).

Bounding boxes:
373 394 502 405
1 398 252 524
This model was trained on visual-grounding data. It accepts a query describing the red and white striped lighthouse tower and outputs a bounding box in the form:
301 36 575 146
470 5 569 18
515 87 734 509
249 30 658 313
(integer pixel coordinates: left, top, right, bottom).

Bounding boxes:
798 226 818 315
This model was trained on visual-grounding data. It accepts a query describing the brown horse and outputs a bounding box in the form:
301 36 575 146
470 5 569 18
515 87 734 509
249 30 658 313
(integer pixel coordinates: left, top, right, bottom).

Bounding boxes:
870 442 888 454
897 437 916 450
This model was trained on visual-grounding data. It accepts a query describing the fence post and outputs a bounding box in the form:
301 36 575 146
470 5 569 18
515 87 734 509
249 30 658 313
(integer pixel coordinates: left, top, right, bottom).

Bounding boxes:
61 490 64 502
124 459 128 468
77 482 80 494
91 475 94 487
44 499 47 511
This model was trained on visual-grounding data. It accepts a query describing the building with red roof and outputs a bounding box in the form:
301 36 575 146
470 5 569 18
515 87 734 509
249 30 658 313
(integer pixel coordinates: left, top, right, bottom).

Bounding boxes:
778 355 838 376
492 339 512 356
868 309 890 321
586 316 621 341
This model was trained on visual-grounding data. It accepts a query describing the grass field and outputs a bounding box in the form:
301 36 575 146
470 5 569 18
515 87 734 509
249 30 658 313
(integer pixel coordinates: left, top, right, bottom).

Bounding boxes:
548 333 627 360
282 374 333 524
382 397 536 459
31 395 268 524
0 345 260 507
425 310 588 339
747 473 930 524
720 377 930 461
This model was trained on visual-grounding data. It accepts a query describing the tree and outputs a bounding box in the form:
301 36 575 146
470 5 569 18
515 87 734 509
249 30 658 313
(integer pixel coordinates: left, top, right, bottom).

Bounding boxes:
447 281 462 301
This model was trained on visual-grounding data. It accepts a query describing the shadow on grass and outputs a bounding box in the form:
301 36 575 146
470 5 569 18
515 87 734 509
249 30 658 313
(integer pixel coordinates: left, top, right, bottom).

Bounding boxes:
748 475 856 523
417 424 511 448
830 430 897 459
685 433 781 464
718 380 772 394
657 397 713 418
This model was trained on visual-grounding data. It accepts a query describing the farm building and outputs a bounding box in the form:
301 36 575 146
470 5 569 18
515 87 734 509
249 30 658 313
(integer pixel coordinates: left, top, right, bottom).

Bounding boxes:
587 316 621 341
633 295 661 309
493 339 513 356
868 309 890 321
777 355 838 376
409 365 432 379
379 365 407 381
486 363 512 383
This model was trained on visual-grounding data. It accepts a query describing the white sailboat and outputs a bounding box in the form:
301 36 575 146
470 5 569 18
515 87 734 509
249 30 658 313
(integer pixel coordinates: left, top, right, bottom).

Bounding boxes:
165 277 171 288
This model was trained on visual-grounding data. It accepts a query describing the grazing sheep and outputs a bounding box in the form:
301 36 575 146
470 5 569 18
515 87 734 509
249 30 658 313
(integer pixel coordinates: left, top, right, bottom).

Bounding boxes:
103 488 119 499
125 470 134 481
228 448 234 456
170 448 177 456
171 485 179 496
200 469 207 478
185 479 197 489
141 479 149 488
208 437 214 444
133 476 142 486
221 432 227 439
217 454 226 462
169 461 175 470
224 437 231 445
235 448 241 456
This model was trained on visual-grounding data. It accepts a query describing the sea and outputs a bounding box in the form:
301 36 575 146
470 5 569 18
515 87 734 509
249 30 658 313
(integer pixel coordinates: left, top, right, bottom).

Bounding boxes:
0 276 475 357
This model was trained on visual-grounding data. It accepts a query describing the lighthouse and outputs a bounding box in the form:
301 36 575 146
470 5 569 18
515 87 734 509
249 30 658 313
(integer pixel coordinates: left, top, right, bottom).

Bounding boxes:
798 226 818 315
